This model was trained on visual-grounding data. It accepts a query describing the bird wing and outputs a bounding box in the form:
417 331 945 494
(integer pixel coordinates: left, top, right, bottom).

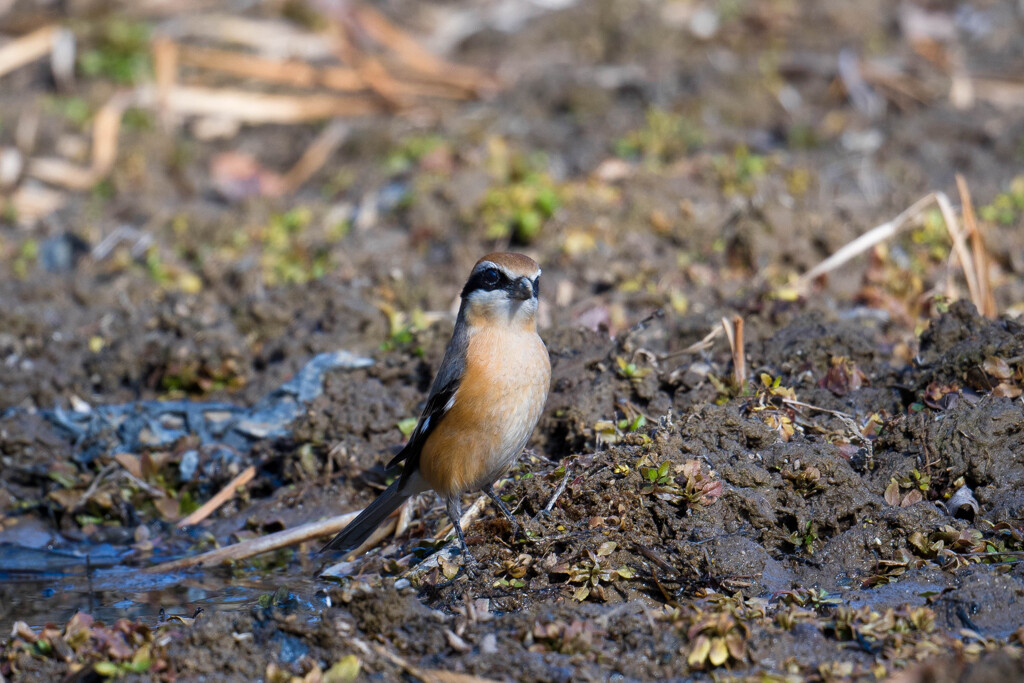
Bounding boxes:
387 377 460 488
385 310 469 490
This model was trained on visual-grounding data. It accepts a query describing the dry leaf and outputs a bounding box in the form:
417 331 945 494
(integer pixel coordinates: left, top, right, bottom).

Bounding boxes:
901 489 923 507
983 356 1012 380
884 480 901 506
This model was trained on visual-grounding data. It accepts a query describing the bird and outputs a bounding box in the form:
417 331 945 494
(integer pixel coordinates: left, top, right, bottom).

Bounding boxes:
320 252 550 564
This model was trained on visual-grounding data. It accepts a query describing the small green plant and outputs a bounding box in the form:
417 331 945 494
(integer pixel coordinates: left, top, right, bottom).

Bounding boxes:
747 373 798 440
680 460 723 507
13 239 38 278
378 303 428 353
777 587 842 611
619 413 647 433
712 145 769 197
979 176 1024 226
479 148 561 244
640 459 722 507
615 356 652 382
640 461 682 502
79 20 152 84
397 417 419 438
685 611 749 669
788 521 818 554
593 413 648 446
43 96 92 128
158 359 244 396
260 207 331 285
884 468 930 507
782 463 825 498
615 108 703 166
384 135 445 174
493 553 533 589
553 542 634 602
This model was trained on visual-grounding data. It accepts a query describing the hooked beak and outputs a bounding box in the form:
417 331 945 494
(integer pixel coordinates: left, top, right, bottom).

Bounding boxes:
511 277 534 301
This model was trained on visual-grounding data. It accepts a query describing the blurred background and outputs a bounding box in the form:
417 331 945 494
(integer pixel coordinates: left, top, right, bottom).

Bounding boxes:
1 0 1023 413
2 1 1024 673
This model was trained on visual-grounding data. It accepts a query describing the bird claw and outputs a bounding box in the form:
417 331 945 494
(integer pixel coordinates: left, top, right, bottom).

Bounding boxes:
460 552 480 578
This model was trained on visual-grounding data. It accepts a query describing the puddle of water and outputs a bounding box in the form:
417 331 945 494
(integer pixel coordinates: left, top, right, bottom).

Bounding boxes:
0 555 324 632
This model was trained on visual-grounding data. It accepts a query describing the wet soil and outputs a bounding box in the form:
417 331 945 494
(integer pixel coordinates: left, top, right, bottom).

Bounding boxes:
3 0 1024 681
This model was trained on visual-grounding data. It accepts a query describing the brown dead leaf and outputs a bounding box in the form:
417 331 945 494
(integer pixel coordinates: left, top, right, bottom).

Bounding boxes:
819 356 869 396
153 497 181 521
901 489 923 507
47 487 81 511
983 356 1012 380
114 453 143 479
884 480 901 506
992 382 1023 398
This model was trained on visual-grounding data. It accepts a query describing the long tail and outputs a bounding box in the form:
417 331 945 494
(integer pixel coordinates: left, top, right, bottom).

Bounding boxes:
319 481 409 555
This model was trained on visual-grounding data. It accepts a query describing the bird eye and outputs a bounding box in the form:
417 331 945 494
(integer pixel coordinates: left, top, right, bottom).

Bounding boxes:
481 267 500 287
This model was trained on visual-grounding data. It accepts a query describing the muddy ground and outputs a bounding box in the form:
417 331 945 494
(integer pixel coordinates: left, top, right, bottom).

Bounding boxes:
2 0 1024 681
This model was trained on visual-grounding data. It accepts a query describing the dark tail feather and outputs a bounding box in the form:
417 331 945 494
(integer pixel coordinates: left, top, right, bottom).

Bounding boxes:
320 481 409 555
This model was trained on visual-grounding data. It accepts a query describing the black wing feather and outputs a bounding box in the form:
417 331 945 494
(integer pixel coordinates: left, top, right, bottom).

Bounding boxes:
387 378 459 488
386 307 469 490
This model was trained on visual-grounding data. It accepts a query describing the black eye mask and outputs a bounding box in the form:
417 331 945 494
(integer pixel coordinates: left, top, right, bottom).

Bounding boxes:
462 265 508 297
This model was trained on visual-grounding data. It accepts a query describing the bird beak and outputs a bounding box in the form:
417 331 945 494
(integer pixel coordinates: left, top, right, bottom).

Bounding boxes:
511 277 534 300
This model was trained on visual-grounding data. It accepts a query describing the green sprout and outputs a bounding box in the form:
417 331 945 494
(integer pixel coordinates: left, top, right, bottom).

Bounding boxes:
712 145 769 197
640 461 682 502
789 521 818 554
554 542 634 602
79 20 152 84
479 148 561 244
615 108 703 167
616 356 652 382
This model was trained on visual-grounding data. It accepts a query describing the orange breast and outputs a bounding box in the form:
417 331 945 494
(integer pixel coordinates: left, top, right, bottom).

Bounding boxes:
418 325 550 497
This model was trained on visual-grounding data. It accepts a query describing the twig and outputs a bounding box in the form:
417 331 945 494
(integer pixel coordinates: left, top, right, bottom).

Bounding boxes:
543 465 572 513
350 4 495 95
280 120 350 193
330 23 411 109
74 463 118 511
144 510 360 572
152 37 178 130
157 14 337 61
397 496 487 582
26 90 137 190
137 85 380 123
0 25 58 79
796 192 938 289
176 43 361 90
795 190 990 314
120 470 167 500
956 174 996 317
721 315 746 388
433 495 487 541
934 191 982 312
176 465 256 528
659 324 724 361
394 497 414 538
782 397 854 420
1 184 66 225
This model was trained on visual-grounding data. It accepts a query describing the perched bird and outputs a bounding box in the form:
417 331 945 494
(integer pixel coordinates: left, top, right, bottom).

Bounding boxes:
321 252 550 562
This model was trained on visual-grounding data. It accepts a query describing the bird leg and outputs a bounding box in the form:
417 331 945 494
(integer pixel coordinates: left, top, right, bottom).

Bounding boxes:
445 495 478 574
484 483 522 540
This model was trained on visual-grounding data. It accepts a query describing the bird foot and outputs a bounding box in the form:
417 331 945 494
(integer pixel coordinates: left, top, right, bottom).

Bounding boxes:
459 551 480 578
